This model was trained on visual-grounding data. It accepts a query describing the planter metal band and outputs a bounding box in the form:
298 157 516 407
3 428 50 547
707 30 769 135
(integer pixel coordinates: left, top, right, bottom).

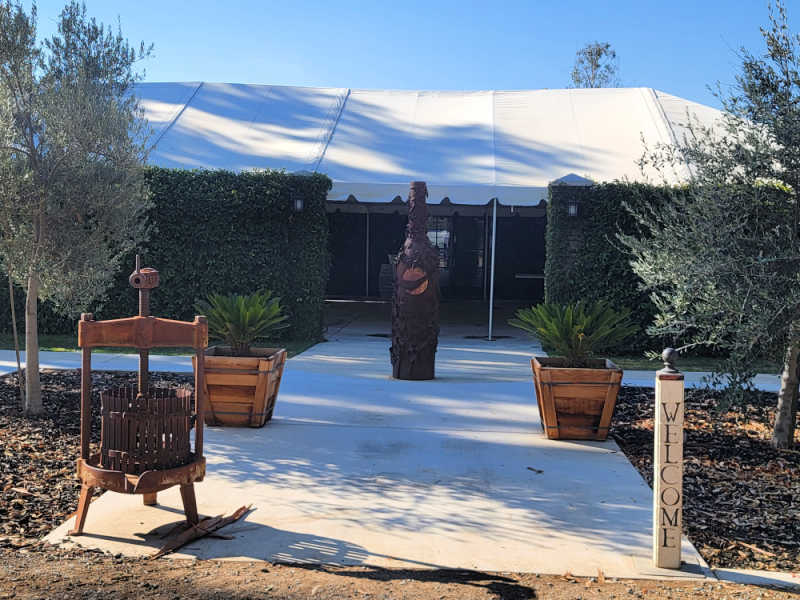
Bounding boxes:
533 377 620 386
545 425 609 430
204 367 277 375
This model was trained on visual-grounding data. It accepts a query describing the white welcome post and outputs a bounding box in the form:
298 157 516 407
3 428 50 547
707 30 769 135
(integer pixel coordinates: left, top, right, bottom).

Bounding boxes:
487 197 498 341
653 348 685 569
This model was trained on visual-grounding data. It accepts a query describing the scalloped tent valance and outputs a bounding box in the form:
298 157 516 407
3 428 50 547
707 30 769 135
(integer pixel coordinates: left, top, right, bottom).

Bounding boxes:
135 83 724 207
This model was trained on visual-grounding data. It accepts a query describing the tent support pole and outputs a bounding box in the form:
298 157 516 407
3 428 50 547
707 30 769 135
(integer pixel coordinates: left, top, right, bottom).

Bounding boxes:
488 198 498 341
365 209 370 297
483 211 489 301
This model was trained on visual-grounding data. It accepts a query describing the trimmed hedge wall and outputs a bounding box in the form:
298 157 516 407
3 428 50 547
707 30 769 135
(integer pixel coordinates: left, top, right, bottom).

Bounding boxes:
545 182 672 352
0 168 332 342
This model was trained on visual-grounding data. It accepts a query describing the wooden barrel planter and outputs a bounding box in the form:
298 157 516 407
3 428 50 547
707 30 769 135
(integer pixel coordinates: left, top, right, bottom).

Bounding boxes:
195 347 287 427
530 356 622 441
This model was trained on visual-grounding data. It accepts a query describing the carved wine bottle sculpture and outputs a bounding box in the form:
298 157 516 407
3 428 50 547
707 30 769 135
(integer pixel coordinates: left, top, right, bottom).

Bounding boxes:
390 181 440 380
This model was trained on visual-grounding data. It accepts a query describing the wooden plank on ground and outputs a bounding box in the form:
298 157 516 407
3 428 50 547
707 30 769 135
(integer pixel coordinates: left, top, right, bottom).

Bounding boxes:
150 505 251 559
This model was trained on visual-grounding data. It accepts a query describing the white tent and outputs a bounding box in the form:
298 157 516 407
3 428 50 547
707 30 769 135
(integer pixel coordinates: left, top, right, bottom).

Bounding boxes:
137 83 723 203
136 82 724 336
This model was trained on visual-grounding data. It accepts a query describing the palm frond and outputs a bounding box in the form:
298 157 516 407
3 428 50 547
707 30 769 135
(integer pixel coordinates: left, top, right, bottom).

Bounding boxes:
509 301 637 368
195 290 289 356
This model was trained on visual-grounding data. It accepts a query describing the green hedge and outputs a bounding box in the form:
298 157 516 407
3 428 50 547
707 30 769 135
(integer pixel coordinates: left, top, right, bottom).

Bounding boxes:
545 182 672 352
0 278 73 335
0 168 332 342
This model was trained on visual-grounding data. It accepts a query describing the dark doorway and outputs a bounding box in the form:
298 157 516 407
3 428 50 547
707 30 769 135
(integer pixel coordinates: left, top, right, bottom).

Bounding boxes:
327 206 546 303
327 212 366 297
450 214 486 299
426 216 453 297
492 214 546 302
368 213 406 297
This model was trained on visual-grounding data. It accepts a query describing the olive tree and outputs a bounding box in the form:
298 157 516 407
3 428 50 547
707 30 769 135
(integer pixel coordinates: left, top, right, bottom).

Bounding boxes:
0 1 152 414
621 1 800 448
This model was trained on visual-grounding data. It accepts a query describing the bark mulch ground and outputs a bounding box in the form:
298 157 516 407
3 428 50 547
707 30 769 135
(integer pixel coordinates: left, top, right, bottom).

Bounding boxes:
1 370 799 599
611 385 800 572
0 369 192 549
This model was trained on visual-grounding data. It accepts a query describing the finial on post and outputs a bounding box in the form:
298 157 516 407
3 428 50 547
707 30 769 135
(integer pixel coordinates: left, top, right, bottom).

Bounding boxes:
659 347 679 375
129 255 159 293
128 256 160 395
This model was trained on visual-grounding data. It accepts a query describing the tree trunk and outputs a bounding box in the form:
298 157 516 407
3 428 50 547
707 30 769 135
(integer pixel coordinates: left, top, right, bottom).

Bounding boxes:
24 272 42 415
772 340 799 449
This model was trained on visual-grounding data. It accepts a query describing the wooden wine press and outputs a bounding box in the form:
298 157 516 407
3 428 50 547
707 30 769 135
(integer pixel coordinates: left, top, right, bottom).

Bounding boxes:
70 256 208 535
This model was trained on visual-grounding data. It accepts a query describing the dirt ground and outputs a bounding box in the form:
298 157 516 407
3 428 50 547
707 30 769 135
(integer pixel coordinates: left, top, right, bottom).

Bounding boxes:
1 547 798 600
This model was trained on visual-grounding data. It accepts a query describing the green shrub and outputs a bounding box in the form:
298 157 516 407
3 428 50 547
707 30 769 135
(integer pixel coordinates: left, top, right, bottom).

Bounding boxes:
545 182 675 352
510 301 637 368
196 290 288 356
0 168 332 342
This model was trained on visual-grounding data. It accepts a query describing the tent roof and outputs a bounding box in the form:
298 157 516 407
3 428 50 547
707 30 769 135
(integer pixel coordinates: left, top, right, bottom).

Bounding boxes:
136 82 724 206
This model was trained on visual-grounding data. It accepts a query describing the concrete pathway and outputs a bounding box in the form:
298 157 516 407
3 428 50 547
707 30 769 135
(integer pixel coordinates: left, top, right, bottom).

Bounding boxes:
37 317 715 581
0 349 193 375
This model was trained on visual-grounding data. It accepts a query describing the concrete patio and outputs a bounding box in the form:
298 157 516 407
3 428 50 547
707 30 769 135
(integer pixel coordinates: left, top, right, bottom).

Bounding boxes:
39 307 713 579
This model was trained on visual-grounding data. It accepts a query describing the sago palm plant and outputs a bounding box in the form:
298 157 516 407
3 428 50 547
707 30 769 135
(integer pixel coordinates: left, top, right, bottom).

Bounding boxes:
509 301 637 368
195 290 289 356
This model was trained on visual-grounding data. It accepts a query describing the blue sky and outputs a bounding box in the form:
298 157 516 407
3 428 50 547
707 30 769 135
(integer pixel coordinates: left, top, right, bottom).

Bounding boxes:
27 0 793 109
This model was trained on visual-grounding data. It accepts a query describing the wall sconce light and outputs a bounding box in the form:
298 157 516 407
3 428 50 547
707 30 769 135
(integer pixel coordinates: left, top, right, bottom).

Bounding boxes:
567 199 579 217
292 192 304 212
